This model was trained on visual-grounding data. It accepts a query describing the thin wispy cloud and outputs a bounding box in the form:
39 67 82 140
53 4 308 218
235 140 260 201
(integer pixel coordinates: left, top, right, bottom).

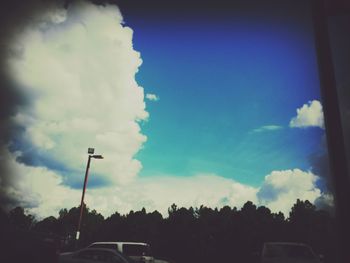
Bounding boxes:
251 125 283 133
146 93 160 101
289 100 324 129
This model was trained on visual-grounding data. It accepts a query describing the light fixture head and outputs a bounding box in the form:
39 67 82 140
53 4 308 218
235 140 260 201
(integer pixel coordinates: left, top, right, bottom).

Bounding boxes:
92 154 104 159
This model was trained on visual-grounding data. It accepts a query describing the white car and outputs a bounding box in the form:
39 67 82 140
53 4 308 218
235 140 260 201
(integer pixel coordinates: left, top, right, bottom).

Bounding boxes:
88 242 154 263
261 242 323 263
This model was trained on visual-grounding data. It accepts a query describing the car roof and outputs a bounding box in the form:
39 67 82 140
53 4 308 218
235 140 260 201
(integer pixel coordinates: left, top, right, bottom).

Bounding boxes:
79 248 122 253
90 242 149 246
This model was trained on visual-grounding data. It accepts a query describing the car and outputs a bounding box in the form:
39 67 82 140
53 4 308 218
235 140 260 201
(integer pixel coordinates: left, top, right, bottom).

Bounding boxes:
59 247 135 263
88 242 154 263
261 242 323 263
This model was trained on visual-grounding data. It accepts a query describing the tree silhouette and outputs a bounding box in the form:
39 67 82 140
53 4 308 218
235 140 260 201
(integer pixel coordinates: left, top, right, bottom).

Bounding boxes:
8 206 35 230
5 199 336 263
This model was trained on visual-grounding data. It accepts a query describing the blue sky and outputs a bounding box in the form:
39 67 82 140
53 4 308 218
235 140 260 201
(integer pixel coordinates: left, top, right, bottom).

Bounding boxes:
122 2 324 187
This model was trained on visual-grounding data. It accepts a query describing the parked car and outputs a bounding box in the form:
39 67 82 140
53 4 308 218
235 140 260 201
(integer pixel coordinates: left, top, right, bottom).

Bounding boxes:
59 248 134 263
88 242 154 263
261 242 323 263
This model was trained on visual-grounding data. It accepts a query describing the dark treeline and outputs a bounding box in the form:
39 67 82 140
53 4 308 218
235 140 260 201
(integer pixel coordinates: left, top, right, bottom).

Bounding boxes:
1 199 336 263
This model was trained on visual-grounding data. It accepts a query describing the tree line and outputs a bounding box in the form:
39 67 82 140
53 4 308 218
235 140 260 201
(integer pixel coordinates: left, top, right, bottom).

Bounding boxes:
0 199 337 263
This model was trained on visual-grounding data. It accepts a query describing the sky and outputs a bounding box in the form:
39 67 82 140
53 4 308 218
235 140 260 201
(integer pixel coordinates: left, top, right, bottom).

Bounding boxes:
0 0 337 218
127 5 323 186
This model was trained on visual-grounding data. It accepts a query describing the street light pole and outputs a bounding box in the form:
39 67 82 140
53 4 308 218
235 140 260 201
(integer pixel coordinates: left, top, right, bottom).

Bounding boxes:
76 154 92 241
75 148 103 247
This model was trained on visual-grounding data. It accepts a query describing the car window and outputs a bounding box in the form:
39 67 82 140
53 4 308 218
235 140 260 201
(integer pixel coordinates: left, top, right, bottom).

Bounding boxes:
122 244 150 256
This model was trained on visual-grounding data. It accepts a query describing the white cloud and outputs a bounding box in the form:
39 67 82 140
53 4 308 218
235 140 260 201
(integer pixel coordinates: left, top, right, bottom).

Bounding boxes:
2 142 327 218
86 174 258 216
4 149 326 219
1 148 79 216
251 125 282 133
3 145 258 218
257 169 322 215
7 1 148 186
5 160 258 218
289 100 324 129
146 93 160 101
314 193 334 212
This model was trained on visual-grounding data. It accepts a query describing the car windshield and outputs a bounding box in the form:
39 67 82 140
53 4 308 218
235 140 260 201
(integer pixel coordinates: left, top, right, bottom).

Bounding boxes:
90 244 118 250
264 244 315 259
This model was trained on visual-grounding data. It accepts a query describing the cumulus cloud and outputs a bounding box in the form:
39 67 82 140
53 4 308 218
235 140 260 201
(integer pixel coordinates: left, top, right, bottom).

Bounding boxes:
2 137 327 219
314 193 335 213
257 169 322 215
251 125 282 133
146 93 160 101
289 100 324 128
3 162 259 218
6 0 148 189
85 173 258 217
0 148 79 216
4 161 326 219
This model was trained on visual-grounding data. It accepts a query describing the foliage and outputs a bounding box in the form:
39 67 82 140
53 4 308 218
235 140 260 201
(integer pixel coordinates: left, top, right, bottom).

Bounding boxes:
8 206 35 231
6 200 336 263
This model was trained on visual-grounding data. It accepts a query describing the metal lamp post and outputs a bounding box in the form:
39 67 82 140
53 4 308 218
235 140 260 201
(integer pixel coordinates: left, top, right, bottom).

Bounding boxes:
76 148 103 245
